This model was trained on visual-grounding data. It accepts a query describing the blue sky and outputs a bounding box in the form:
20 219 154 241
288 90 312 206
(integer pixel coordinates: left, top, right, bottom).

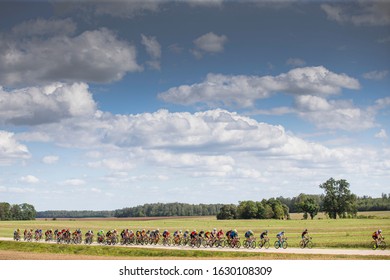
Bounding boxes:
0 0 389 211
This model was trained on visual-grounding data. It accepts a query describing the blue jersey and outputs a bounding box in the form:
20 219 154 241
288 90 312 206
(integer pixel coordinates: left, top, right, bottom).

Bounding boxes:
230 231 238 239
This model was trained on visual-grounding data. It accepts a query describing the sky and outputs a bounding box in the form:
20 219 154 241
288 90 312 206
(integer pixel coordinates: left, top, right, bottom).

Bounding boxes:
0 0 389 211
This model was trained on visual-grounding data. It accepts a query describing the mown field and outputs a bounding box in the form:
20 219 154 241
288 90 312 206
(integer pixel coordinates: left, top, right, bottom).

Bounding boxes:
1 211 389 250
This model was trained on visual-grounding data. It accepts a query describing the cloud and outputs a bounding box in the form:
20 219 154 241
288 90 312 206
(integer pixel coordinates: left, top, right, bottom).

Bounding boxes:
375 129 388 139
0 83 96 125
294 95 376 131
158 66 360 108
363 70 389 80
61 179 86 186
88 158 135 171
191 32 228 58
93 1 160 18
185 0 224 7
0 130 30 164
20 175 40 184
42 155 59 164
11 18 76 37
0 19 142 86
24 108 345 167
286 58 306 67
321 2 390 26
141 34 162 70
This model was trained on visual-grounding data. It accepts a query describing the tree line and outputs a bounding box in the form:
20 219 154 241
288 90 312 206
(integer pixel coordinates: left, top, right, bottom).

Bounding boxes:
114 203 224 217
0 202 36 220
36 210 114 219
217 198 290 220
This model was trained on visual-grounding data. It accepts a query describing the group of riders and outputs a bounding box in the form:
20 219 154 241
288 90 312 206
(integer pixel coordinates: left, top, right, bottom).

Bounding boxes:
13 228 384 249
14 228 83 244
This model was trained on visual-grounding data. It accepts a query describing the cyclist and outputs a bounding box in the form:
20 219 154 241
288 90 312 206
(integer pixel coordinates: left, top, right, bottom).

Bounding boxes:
183 230 190 239
230 229 238 239
14 229 20 240
216 229 224 240
162 229 170 239
301 229 309 240
229 229 239 247
245 230 254 241
276 231 285 245
225 229 232 241
190 229 198 239
372 229 383 246
260 230 268 240
211 228 217 238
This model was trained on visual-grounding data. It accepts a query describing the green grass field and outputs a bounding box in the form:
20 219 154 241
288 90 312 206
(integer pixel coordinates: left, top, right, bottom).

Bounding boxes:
1 211 389 250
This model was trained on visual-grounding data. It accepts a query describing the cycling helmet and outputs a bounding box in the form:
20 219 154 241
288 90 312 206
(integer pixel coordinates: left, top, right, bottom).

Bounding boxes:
379 229 382 233
213 228 216 231
305 229 308 231
265 230 268 233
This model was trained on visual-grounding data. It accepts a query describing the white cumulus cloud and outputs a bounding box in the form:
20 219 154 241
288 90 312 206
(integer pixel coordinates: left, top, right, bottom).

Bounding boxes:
20 175 40 184
192 32 228 58
0 130 30 164
0 83 96 125
294 95 376 131
158 66 360 108
321 2 390 26
363 70 389 80
0 19 142 86
42 155 59 164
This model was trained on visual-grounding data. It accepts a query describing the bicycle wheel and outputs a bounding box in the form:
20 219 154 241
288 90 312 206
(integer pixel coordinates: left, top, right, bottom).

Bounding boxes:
274 241 280 249
250 240 256 249
299 240 305 249
236 240 241 248
264 241 270 249
371 241 377 250
379 241 386 250
306 241 313 249
282 241 288 249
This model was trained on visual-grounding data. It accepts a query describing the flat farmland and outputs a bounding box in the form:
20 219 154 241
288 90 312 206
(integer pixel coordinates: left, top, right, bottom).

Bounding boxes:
1 211 389 250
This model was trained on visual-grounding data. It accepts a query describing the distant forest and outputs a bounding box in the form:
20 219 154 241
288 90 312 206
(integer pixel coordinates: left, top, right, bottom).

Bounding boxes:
33 194 390 219
0 202 36 220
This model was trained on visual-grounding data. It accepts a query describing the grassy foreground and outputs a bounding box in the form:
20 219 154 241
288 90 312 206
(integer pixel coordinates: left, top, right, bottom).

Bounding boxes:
1 212 390 250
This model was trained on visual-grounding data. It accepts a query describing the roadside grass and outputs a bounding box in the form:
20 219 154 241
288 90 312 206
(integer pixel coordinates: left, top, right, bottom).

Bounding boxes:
1 241 388 260
1 211 389 250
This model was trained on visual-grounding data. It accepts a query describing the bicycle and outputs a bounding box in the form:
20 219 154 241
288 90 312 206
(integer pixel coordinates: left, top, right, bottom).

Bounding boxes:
299 236 313 249
243 237 256 249
13 232 21 241
162 236 172 246
230 237 241 249
274 237 288 249
371 237 386 250
214 238 225 248
258 237 270 249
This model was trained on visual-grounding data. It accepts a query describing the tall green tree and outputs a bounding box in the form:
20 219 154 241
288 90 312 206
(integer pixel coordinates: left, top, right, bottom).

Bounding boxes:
319 178 357 219
216 204 237 220
295 193 320 220
237 201 258 219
